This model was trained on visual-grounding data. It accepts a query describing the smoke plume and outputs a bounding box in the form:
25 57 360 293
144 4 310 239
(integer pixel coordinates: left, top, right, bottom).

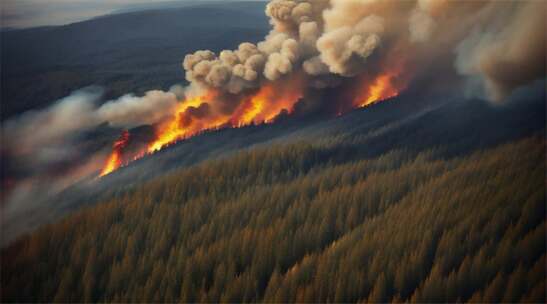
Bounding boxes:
181 0 544 104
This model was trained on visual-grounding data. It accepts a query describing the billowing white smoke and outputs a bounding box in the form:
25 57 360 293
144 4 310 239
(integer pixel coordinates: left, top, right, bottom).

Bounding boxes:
5 88 178 155
316 14 384 76
183 0 330 93
2 87 179 217
183 0 545 102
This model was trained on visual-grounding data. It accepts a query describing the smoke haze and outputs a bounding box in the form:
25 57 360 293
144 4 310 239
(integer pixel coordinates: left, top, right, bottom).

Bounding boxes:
2 87 178 212
1 0 545 243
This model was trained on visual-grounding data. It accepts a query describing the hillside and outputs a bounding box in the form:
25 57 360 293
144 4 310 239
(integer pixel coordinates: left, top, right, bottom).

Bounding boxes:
2 82 544 246
1 80 545 302
2 131 545 302
0 2 269 119
1 0 545 302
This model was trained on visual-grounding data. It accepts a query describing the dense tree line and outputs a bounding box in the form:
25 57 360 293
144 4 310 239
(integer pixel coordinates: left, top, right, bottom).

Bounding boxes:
1 136 545 303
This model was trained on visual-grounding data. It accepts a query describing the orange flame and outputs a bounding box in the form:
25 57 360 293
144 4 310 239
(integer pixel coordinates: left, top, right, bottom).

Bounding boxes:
234 93 266 126
357 72 400 107
231 83 302 127
146 80 303 155
98 71 405 177
99 130 130 176
147 94 213 153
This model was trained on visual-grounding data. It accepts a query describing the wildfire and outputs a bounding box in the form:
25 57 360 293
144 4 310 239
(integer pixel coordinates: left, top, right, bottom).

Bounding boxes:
147 94 212 153
232 84 301 127
145 81 303 156
357 72 401 107
99 130 130 176
98 82 303 176
234 93 266 126
98 72 402 178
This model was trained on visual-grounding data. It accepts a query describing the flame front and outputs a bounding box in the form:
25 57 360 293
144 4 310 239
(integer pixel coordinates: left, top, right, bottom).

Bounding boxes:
147 95 211 153
99 130 130 176
356 71 402 108
146 81 303 155
98 72 404 177
234 94 266 127
232 84 301 127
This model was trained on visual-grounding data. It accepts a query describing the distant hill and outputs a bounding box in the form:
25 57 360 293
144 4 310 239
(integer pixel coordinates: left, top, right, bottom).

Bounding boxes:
1 2 269 120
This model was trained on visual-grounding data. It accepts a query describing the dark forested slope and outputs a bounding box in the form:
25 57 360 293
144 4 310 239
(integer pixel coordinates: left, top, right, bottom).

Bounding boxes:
1 124 545 302
4 84 543 247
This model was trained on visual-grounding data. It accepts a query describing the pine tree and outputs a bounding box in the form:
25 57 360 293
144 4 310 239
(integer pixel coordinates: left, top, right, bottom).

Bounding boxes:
367 273 388 303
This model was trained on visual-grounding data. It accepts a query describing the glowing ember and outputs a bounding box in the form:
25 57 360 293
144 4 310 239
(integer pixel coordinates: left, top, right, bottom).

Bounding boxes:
99 130 130 176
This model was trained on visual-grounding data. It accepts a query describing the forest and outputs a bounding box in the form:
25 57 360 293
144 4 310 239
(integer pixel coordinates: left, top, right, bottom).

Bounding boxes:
1 133 545 302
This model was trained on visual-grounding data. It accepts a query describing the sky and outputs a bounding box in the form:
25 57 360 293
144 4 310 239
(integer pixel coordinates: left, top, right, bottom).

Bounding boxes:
1 0 262 29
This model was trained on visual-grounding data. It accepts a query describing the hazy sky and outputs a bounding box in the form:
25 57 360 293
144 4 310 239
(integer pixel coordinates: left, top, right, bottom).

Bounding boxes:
1 0 261 29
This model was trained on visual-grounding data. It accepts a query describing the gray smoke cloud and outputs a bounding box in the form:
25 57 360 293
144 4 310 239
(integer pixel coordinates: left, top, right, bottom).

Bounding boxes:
183 0 545 103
